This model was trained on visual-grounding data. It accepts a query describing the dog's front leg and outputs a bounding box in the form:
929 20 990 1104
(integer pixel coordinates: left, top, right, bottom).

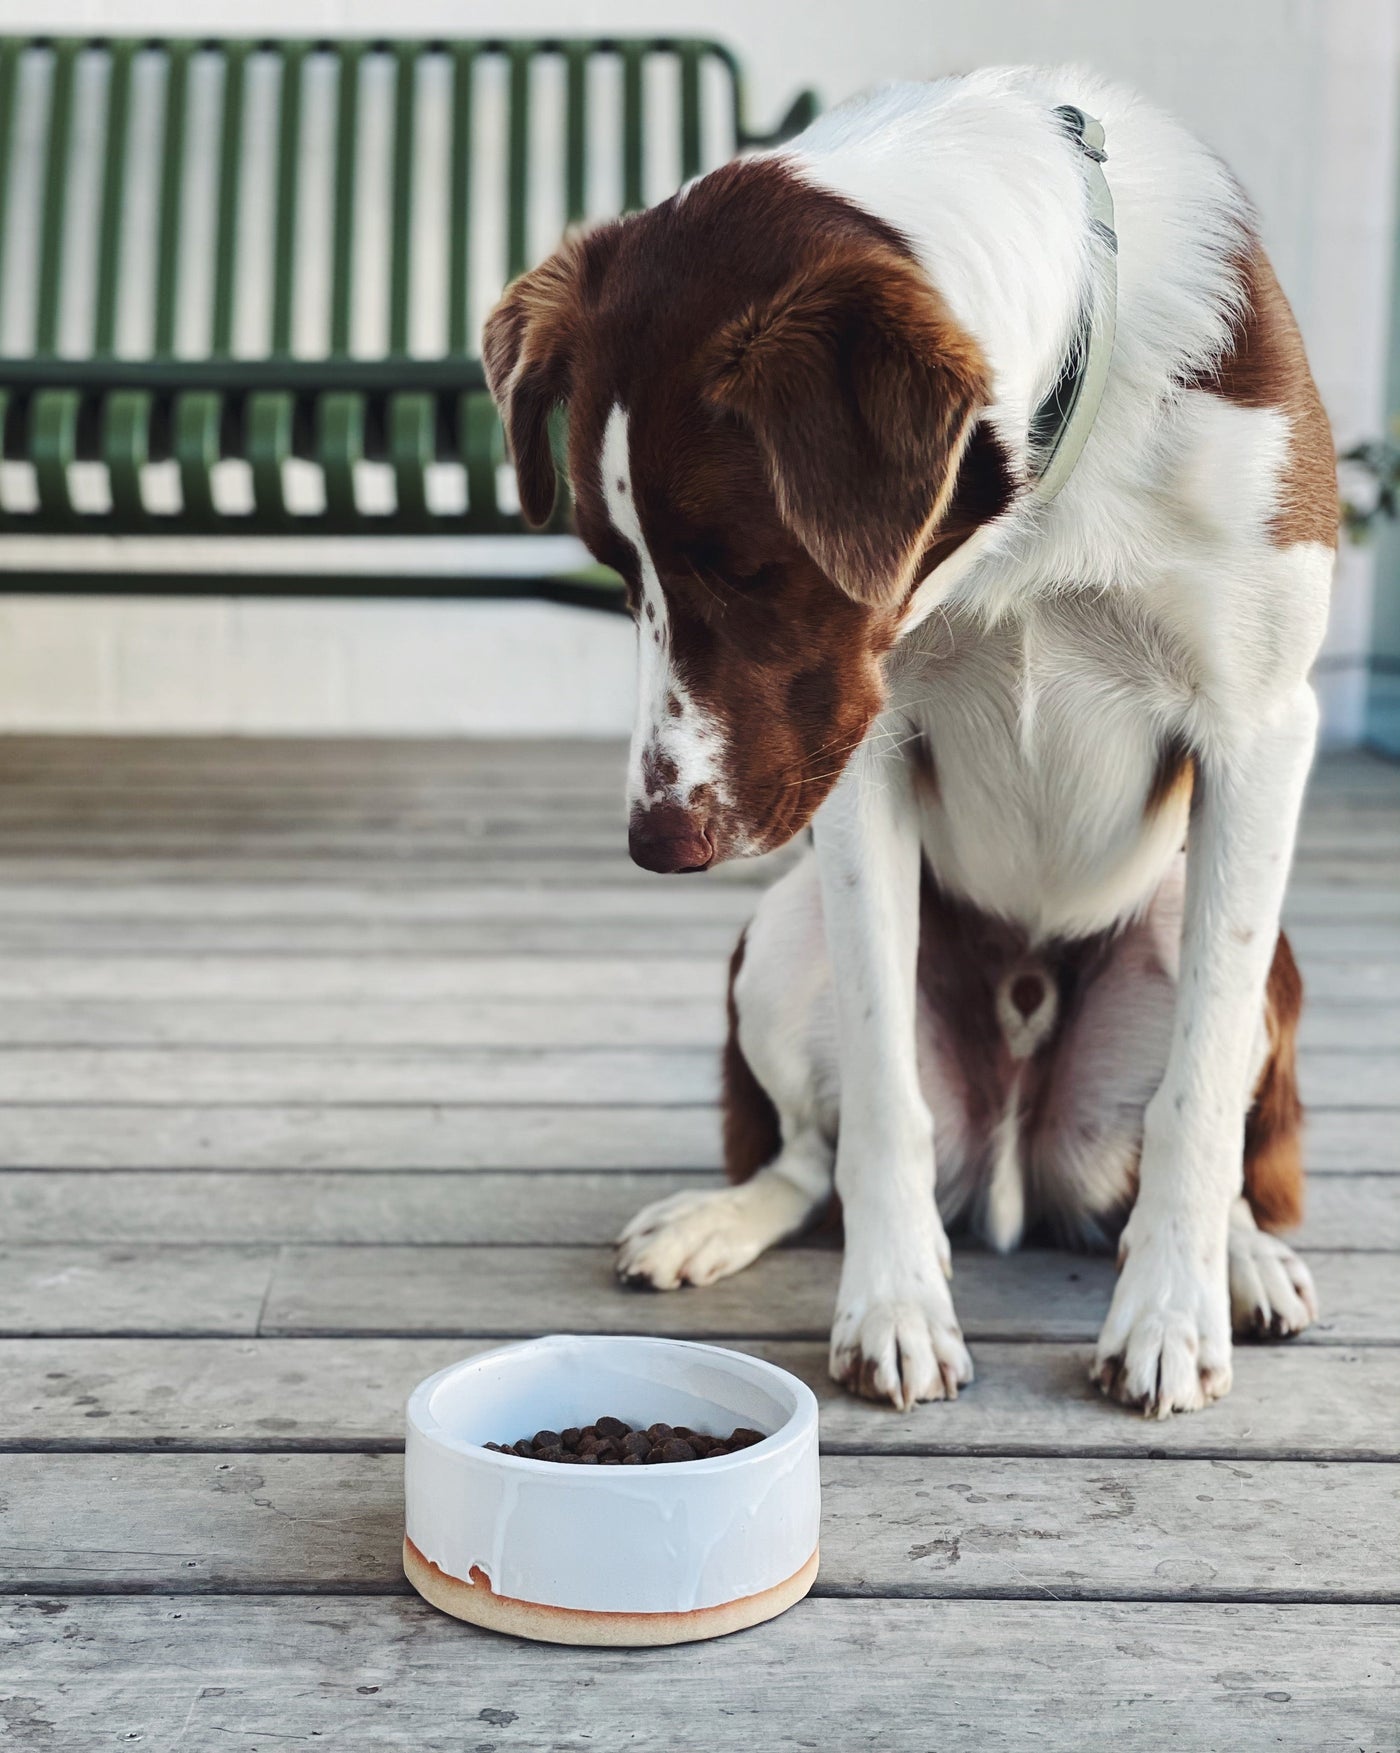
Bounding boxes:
1093 684 1320 1416
814 732 972 1410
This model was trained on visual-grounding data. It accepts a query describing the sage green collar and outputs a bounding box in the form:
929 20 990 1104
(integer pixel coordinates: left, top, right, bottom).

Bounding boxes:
1027 105 1118 504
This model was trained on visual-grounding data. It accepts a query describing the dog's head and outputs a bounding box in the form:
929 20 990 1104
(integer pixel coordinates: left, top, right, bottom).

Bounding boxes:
484 159 1002 871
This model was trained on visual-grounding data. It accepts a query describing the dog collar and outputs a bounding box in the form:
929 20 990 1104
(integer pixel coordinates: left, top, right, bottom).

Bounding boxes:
1026 105 1118 504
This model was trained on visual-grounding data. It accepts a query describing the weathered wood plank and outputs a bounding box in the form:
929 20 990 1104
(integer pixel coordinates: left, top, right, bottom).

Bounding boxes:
0 883 760 921
0 1046 720 1104
0 880 1391 958
2 1244 1391 1342
0 1103 723 1170
0 1168 1391 1249
0 1043 1384 1106
0 996 729 1048
0 1170 702 1245
0 919 752 953
0 849 1381 892
0 1246 275 1336
253 1244 1399 1343
4 1451 1394 1600
0 1102 1388 1172
7 1338 1398 1459
0 914 1393 960
3 1595 1394 1752
0 955 730 1001
0 994 1389 1051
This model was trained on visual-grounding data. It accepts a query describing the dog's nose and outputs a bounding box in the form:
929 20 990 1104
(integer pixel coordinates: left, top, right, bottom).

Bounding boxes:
628 802 713 873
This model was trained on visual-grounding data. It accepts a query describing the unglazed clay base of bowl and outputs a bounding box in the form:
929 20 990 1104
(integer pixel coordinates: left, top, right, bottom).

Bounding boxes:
404 1536 819 1646
403 1335 821 1646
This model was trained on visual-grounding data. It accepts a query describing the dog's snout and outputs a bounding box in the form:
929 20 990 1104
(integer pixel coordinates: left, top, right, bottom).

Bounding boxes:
628 802 713 874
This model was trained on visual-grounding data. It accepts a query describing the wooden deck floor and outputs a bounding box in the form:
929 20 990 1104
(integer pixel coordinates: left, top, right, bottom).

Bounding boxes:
0 736 1396 1750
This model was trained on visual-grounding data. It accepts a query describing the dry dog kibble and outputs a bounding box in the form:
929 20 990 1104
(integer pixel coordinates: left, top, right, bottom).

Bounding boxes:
488 1416 767 1464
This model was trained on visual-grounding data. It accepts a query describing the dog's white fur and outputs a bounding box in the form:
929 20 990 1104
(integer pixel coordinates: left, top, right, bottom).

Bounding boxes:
613 68 1330 1415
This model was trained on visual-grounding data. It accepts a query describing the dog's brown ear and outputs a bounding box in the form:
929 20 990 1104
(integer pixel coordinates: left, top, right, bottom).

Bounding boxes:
482 234 596 528
701 249 989 604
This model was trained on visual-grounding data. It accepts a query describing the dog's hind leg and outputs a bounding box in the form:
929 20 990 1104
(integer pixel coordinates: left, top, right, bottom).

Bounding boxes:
616 856 837 1290
1230 932 1316 1338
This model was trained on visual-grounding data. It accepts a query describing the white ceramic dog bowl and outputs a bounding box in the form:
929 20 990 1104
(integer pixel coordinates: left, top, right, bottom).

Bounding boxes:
403 1334 820 1646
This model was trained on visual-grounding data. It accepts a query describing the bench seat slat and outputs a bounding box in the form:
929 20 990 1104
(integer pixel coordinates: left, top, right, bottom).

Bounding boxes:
316 390 363 521
100 388 151 522
461 388 502 527
246 390 293 520
174 390 222 525
29 388 79 520
390 391 434 525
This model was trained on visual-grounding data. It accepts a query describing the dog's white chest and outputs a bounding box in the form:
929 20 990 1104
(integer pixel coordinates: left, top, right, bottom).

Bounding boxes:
901 594 1193 941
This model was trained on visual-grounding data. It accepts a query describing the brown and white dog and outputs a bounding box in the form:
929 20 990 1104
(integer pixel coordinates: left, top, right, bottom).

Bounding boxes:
484 68 1335 1417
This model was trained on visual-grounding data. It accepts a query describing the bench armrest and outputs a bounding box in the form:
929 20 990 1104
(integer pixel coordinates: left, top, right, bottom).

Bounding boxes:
739 88 820 149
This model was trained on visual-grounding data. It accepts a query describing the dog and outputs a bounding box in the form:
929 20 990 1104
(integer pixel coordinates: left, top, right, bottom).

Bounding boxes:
483 67 1334 1417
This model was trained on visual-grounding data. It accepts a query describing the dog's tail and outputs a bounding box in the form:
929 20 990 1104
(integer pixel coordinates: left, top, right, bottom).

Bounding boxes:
1244 931 1306 1231
722 928 782 1184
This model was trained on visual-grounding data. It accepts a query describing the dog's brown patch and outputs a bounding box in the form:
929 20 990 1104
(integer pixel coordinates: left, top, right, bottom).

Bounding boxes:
483 159 1013 859
1143 733 1196 821
1243 930 1306 1231
722 930 782 1185
700 220 992 605
1192 241 1338 550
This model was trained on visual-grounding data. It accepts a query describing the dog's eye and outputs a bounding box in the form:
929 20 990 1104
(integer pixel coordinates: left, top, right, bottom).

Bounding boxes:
682 541 779 592
728 562 781 591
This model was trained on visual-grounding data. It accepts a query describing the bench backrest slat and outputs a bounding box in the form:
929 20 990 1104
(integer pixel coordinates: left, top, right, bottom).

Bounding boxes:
446 44 475 357
271 42 308 359
152 41 191 358
0 35 758 371
93 41 133 357
210 43 247 359
34 41 77 357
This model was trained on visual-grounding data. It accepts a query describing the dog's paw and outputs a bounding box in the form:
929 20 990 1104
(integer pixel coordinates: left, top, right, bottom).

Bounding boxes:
830 1270 972 1412
1092 1219 1232 1418
1229 1226 1318 1340
614 1179 813 1291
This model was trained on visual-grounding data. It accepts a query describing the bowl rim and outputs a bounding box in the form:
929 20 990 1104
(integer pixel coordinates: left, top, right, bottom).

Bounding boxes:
406 1333 819 1476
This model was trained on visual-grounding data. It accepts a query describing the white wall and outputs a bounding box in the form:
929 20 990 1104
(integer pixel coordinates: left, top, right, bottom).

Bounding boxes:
0 0 1396 738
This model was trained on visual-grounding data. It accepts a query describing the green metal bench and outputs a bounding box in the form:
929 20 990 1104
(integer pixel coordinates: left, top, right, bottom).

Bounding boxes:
0 35 815 606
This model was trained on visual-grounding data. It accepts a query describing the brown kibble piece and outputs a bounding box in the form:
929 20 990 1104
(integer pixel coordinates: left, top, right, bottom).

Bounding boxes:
492 1416 766 1464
